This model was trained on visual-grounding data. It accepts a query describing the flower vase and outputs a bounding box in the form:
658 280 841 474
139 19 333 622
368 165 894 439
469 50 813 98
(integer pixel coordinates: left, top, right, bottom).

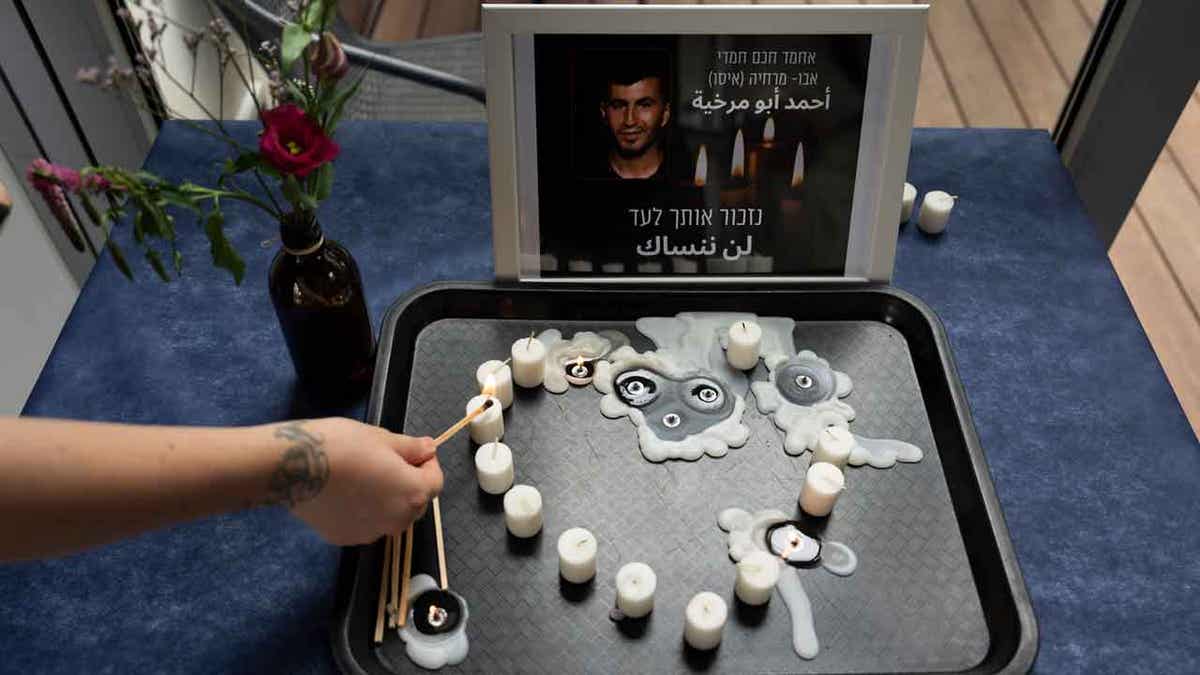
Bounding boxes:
268 213 375 402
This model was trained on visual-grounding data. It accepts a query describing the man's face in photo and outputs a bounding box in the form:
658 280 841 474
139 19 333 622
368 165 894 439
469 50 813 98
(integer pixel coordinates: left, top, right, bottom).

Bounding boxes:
601 77 671 159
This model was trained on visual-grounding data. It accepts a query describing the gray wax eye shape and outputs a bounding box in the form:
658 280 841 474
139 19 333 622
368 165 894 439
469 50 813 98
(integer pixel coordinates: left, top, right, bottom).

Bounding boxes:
684 379 725 412
776 359 836 406
615 370 661 407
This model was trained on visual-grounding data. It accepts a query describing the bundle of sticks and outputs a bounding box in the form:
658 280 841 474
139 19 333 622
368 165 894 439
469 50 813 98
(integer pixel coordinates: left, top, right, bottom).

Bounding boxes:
373 396 496 642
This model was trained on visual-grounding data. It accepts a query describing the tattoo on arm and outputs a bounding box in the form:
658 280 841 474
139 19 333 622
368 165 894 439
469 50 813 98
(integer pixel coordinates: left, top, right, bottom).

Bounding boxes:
262 423 330 508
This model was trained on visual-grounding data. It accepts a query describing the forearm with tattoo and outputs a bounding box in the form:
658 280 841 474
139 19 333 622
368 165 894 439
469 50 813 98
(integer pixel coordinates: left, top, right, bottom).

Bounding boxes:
262 423 330 507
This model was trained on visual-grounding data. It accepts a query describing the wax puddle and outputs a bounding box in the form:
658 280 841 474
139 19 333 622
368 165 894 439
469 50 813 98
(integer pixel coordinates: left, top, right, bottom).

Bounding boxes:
397 574 469 670
718 507 856 660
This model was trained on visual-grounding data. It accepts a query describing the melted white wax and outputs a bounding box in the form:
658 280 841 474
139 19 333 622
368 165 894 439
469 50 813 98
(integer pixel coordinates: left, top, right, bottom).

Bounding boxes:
717 507 858 660
537 329 630 394
397 575 469 670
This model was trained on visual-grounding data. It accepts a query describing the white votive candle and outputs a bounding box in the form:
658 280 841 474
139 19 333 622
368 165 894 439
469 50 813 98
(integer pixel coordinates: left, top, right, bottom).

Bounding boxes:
735 550 780 606
503 484 543 538
684 592 728 650
476 360 514 409
474 441 513 495
557 527 598 584
601 262 625 274
900 182 917 224
812 426 853 470
615 562 656 618
466 394 504 445
567 259 593 273
799 461 845 517
726 320 763 370
918 190 956 235
510 336 547 388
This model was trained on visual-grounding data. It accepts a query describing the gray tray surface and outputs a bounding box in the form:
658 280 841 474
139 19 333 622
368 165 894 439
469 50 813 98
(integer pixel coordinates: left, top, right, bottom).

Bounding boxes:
379 318 988 673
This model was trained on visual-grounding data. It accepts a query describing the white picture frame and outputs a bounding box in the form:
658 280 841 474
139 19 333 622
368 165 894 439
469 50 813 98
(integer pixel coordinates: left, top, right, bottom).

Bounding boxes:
484 3 927 284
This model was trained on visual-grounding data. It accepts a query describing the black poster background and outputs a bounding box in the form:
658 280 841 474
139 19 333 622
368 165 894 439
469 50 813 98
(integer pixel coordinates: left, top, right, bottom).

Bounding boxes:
533 34 871 276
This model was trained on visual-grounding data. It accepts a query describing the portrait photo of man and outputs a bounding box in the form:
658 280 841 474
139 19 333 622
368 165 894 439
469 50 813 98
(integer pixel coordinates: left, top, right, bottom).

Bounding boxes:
596 50 673 180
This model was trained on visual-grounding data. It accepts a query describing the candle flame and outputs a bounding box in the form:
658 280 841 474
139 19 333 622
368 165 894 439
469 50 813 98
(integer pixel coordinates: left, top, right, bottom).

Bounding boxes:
763 117 775 143
790 141 805 189
575 355 585 368
482 373 497 398
731 129 745 178
693 144 708 187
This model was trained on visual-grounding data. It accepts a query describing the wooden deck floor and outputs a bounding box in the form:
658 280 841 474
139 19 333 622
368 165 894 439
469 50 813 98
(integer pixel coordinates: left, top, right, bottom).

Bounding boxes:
359 0 1199 437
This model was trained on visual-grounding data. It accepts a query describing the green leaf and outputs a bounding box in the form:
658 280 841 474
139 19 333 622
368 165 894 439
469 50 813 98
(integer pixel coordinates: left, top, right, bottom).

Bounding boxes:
159 188 201 214
145 248 170 282
108 240 133 281
280 174 317 211
301 0 336 31
203 208 247 285
78 193 106 227
221 152 261 182
314 163 334 201
325 75 363 132
173 248 183 274
280 23 311 73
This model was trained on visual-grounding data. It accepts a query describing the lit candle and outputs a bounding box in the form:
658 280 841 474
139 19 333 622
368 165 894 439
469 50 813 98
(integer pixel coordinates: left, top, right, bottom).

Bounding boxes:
767 521 822 565
474 440 513 495
567 259 593 273
557 527 598 584
812 426 853 470
726 320 762 370
475 360 513 409
779 141 805 221
900 182 917 224
636 261 664 274
601 262 625 274
510 335 547 388
799 461 845 517
563 355 596 387
503 484 543 538
693 144 708 188
720 129 749 207
747 116 775 185
466 390 504 445
683 592 727 650
918 190 956 235
671 257 700 274
735 550 780 606
615 562 656 618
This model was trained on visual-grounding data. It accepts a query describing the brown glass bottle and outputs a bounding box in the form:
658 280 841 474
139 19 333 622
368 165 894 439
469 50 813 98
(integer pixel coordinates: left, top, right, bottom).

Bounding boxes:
268 212 375 403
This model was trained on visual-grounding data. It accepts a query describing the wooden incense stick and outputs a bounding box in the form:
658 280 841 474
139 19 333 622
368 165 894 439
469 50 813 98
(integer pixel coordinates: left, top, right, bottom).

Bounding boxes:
388 532 401 628
373 535 393 643
432 496 449 590
398 527 414 626
433 398 495 446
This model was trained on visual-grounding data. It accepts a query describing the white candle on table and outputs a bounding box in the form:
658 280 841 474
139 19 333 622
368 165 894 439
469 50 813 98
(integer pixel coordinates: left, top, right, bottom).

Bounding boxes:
799 461 845 517
615 562 656 618
510 336 547 388
726 320 762 371
601 262 625 274
476 360 513 409
637 261 664 274
474 441 513 495
557 527 598 583
503 484 542 538
466 394 504 445
683 592 728 650
812 426 853 470
735 550 780 606
918 190 956 235
901 182 917 224
567 259 593 273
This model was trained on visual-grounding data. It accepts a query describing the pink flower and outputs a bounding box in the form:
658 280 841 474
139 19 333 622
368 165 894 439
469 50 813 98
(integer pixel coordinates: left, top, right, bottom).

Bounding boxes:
307 32 348 81
27 158 81 193
25 159 85 251
258 104 340 177
81 173 112 192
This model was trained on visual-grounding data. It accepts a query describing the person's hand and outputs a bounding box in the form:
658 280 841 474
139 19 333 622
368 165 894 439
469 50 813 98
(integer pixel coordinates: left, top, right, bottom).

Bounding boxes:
265 417 443 546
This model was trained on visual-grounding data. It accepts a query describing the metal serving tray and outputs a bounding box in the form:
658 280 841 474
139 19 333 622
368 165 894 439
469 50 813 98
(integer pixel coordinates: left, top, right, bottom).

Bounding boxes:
332 282 1036 674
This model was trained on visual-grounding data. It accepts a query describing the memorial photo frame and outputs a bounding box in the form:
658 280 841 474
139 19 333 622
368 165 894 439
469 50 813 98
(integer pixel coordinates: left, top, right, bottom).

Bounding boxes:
484 4 928 284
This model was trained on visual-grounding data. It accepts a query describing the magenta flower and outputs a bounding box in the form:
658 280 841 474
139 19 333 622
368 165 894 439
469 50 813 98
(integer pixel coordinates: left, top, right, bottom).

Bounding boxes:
27 158 81 193
25 159 85 251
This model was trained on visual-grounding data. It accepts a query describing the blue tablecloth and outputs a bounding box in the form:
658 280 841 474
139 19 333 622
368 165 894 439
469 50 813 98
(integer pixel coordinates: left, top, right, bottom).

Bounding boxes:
5 122 1198 674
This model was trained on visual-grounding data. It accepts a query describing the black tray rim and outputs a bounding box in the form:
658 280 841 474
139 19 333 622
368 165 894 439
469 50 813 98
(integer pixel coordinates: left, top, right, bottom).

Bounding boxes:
331 280 1039 675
